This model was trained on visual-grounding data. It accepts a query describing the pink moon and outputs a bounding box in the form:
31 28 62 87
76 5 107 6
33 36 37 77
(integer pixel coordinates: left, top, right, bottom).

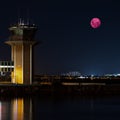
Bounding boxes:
90 18 101 28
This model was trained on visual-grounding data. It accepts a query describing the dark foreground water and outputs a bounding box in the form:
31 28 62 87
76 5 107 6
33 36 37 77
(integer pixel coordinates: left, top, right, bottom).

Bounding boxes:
1 95 120 120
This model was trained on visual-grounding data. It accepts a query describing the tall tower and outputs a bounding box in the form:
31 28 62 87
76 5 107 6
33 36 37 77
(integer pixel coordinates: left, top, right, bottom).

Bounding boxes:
5 21 37 84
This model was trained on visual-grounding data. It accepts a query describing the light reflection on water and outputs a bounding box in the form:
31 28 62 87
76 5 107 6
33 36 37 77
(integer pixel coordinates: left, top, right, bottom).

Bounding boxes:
0 97 32 120
0 95 120 120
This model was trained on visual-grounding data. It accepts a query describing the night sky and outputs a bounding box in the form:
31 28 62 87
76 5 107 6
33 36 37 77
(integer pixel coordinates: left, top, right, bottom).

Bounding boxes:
0 0 120 75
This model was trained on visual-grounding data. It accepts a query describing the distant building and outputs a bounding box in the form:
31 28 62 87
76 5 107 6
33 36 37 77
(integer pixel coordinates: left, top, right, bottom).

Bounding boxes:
62 71 81 76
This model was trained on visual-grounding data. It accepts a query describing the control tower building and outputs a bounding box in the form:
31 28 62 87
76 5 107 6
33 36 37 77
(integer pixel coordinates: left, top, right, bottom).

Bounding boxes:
5 21 37 84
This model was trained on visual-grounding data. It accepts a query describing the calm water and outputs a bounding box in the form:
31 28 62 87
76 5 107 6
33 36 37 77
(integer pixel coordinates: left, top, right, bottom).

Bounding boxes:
1 95 120 120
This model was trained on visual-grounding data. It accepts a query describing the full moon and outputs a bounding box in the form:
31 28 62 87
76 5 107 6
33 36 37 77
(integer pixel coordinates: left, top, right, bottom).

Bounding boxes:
90 18 101 28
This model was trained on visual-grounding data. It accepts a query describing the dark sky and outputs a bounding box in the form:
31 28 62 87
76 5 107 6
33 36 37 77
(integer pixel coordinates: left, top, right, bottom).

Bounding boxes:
0 0 120 75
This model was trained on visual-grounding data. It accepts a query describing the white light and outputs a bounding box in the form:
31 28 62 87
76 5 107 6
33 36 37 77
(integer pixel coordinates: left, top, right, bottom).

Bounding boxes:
0 66 14 68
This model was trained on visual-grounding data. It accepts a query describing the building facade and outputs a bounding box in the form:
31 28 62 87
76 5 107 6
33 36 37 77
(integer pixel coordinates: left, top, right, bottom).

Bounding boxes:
5 21 37 84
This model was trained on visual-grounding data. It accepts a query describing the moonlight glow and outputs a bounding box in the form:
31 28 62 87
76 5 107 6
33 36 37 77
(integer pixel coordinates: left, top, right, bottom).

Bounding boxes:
90 18 101 28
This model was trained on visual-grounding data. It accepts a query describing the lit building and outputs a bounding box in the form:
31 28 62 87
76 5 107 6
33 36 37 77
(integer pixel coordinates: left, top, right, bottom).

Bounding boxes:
5 20 37 84
0 61 14 73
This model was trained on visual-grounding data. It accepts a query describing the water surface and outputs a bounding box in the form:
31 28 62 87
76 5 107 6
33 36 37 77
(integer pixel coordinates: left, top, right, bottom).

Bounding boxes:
0 95 120 120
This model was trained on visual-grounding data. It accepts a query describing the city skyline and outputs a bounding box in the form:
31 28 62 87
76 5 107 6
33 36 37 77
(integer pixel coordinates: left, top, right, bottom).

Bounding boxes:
0 0 120 75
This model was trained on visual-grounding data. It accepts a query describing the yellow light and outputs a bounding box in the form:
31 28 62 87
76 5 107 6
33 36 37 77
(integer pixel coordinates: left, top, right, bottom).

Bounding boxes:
15 67 23 84
12 98 24 120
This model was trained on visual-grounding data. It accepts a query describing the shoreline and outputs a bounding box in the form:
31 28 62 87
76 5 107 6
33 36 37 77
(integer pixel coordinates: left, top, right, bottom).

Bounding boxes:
0 78 120 96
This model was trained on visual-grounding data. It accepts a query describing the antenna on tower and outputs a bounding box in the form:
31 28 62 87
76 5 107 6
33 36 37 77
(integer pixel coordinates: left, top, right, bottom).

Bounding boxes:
17 8 20 24
17 8 23 25
27 8 30 25
19 18 22 25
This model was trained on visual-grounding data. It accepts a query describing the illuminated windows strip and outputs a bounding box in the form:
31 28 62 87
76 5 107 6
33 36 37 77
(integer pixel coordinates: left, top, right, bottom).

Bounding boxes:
0 66 14 68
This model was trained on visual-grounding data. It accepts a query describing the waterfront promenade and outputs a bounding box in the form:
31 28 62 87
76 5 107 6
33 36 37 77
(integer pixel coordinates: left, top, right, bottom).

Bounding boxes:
0 78 120 96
